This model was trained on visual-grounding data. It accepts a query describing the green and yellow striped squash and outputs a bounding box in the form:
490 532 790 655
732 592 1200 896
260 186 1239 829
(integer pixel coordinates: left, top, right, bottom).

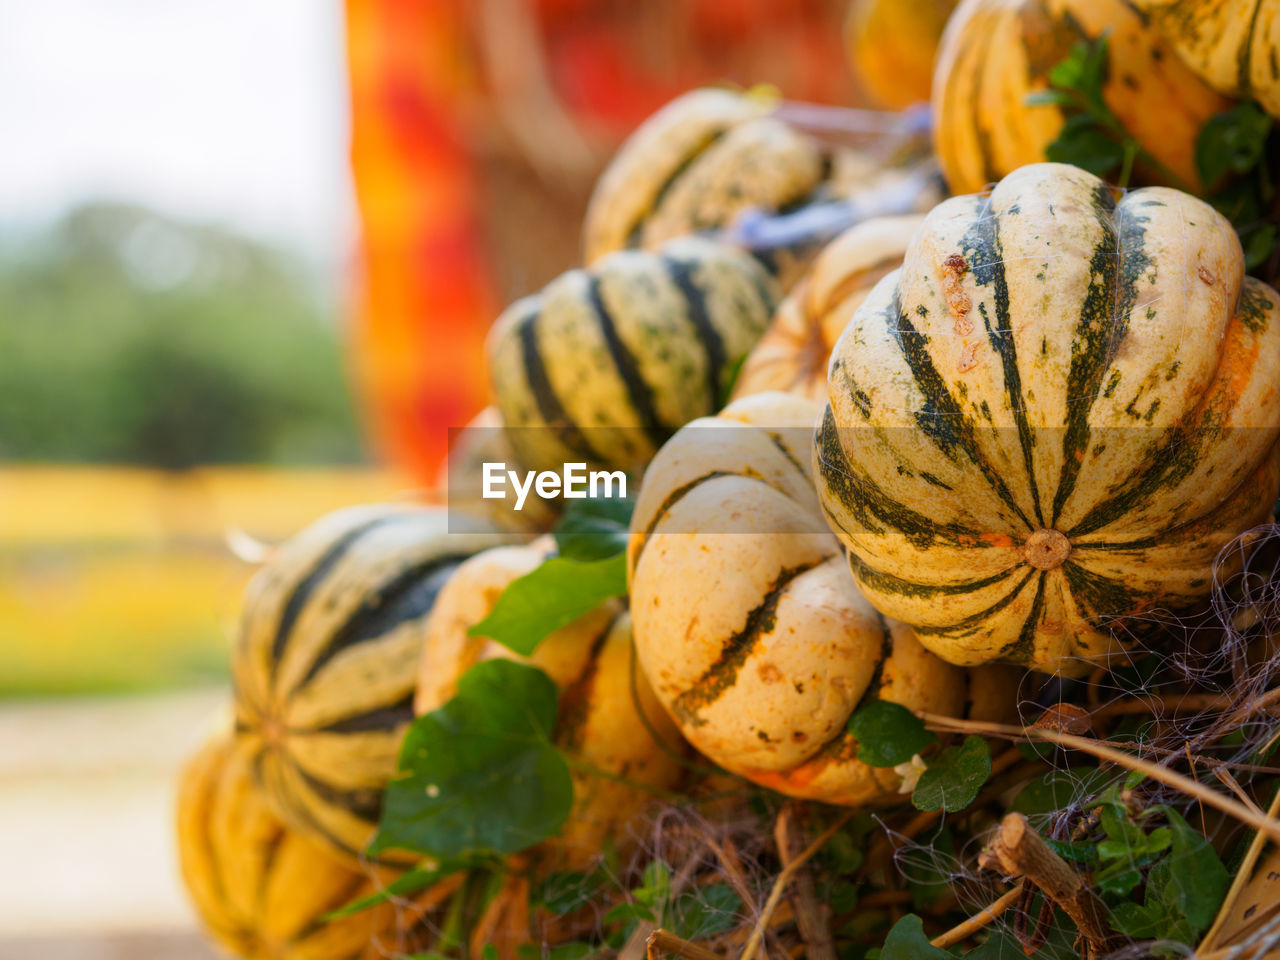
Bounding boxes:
732 215 924 403
488 235 777 477
232 504 516 867
844 0 959 109
177 732 451 960
814 163 1280 676
627 392 1017 805
583 88 827 266
933 0 1231 195
1130 1 1280 118
415 538 686 872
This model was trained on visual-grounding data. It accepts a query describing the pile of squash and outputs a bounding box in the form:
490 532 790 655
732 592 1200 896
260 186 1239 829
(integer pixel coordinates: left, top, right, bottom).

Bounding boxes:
176 3 1280 958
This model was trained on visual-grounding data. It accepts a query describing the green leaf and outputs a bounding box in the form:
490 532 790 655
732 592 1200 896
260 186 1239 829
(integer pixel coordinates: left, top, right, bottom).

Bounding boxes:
1151 808 1229 930
553 496 634 562
468 553 627 655
1244 224 1278 271
369 660 573 858
912 736 991 812
1047 34 1110 110
1108 901 1171 939
1093 859 1144 897
1045 114 1125 179
1045 839 1098 864
1011 767 1111 815
849 701 936 767
538 871 604 917
879 915 952 960
603 902 656 928
720 352 749 406
1196 102 1273 187
634 861 672 914
907 827 956 911
673 884 742 939
325 858 467 918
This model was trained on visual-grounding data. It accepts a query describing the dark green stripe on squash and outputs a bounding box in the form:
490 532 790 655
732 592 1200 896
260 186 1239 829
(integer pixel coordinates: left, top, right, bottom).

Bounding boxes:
1050 184 1138 527
313 691 417 735
300 555 467 688
271 516 397 666
815 407 989 548
587 274 670 448
661 253 727 407
889 286 1033 531
669 561 824 728
518 303 605 464
960 198 1044 527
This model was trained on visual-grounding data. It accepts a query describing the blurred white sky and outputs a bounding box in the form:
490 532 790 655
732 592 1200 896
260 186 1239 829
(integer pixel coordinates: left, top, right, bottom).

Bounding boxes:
0 0 355 263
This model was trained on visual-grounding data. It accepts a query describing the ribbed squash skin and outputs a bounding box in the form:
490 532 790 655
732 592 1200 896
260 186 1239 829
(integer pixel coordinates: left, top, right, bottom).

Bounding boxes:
177 733 445 960
933 0 1231 194
583 89 826 265
416 539 685 871
815 163 1280 676
844 0 958 109
232 504 516 867
732 215 924 403
488 236 777 477
627 392 1017 805
1132 0 1280 118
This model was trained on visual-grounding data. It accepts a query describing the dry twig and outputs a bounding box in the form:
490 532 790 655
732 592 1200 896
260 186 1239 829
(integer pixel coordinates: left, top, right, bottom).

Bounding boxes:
738 811 853 960
978 814 1117 959
929 883 1024 949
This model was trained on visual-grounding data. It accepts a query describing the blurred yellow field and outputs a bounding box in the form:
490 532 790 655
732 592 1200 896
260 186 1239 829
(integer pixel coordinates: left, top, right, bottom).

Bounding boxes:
0 466 420 696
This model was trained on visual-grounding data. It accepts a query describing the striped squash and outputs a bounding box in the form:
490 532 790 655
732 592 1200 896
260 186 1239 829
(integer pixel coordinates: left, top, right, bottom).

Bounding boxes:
732 215 924 403
488 236 777 477
844 0 959 109
583 88 827 266
232 504 516 867
932 0 1231 195
177 732 452 960
627 392 1017 805
1131 0 1280 118
416 539 686 871
815 163 1280 676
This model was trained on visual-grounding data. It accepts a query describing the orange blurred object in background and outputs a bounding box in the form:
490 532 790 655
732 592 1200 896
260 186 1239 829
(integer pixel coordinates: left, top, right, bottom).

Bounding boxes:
346 0 854 483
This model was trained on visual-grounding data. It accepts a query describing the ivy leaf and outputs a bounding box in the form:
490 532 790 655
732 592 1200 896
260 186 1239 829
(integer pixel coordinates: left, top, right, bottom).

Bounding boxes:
1244 224 1278 272
1196 102 1273 188
1094 858 1145 897
879 915 952 960
1149 807 1228 930
1011 767 1111 816
1046 839 1098 864
467 553 627 655
848 700 937 767
369 660 573 859
907 827 956 910
1046 34 1110 111
538 871 605 917
553 496 634 562
1045 114 1125 179
1108 900 1172 939
912 736 991 812
673 884 742 940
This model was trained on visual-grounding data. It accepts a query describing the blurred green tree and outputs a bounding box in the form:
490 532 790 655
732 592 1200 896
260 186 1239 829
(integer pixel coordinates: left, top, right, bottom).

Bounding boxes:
0 203 366 467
